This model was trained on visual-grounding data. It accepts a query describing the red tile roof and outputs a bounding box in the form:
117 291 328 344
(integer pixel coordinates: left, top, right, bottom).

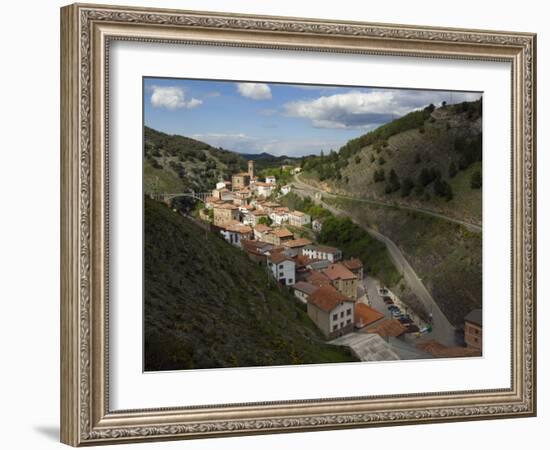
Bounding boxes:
416 340 482 358
282 238 312 248
343 258 363 271
293 282 320 296
366 319 407 337
269 252 295 264
272 228 294 238
307 270 331 287
355 303 384 328
308 285 353 313
322 263 357 281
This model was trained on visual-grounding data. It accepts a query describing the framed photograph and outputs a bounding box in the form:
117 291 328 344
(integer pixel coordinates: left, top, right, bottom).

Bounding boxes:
60 3 536 446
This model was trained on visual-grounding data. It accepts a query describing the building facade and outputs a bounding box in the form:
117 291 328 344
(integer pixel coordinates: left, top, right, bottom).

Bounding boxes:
464 309 482 350
231 172 251 191
322 263 359 299
306 285 355 339
267 253 296 286
288 210 311 227
301 244 342 262
212 203 240 226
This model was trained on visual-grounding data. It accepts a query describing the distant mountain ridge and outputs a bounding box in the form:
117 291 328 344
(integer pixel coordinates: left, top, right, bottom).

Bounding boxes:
144 127 302 193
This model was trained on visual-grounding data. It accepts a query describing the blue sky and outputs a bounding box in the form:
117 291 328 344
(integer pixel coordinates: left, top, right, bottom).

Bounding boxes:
144 77 481 157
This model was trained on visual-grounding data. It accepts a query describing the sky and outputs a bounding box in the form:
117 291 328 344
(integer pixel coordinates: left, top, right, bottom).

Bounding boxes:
143 78 481 157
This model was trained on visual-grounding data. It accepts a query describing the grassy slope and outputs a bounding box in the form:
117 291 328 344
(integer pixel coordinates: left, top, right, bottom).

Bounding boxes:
303 102 482 224
144 197 357 371
325 197 482 326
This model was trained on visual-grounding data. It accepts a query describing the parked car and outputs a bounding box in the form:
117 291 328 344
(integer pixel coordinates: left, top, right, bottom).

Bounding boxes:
419 326 431 334
387 305 399 311
383 296 394 305
378 287 389 296
406 324 420 333
391 310 403 317
398 317 413 324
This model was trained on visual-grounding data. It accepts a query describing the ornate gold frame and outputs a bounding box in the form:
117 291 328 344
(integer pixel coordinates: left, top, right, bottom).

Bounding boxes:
60 3 537 446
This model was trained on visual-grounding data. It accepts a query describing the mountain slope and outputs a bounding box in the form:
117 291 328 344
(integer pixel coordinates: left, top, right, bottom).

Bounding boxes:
301 100 482 224
144 126 247 193
144 197 357 371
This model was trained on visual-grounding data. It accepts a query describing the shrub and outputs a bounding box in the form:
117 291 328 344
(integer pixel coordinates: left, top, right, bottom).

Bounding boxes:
470 170 482 189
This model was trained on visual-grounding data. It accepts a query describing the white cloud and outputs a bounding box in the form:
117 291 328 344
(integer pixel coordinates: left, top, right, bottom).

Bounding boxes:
236 83 272 100
192 133 345 157
284 89 481 129
150 86 203 110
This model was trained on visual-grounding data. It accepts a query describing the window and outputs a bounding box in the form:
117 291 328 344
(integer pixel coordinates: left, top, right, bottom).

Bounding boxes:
340 311 344 318
279 264 284 269
333 325 337 331
333 314 338 321
475 329 480 335
346 309 351 316
347 319 351 325
288 279 293 284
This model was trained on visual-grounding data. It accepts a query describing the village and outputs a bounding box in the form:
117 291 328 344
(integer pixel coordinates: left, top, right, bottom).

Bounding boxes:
192 160 482 361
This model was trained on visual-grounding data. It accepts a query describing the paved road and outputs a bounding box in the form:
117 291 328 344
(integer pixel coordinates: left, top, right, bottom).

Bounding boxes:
292 180 458 347
293 174 482 233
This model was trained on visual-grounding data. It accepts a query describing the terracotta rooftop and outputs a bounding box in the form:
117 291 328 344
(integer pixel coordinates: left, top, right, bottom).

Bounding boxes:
233 172 250 177
293 254 312 268
416 340 482 358
290 210 306 217
255 182 275 187
241 239 272 254
306 270 331 287
322 263 357 281
254 224 272 233
343 258 363 271
269 252 295 264
272 228 294 238
355 303 384 328
282 238 313 248
264 202 281 207
308 285 352 313
366 319 407 337
251 210 268 216
293 281 320 296
214 203 239 210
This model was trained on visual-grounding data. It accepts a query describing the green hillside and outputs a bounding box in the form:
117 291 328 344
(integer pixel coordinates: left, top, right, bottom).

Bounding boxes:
144 197 357 371
144 126 247 193
144 127 303 194
301 100 482 224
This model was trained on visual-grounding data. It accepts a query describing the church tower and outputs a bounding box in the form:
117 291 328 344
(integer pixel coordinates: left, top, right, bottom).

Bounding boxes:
248 160 255 179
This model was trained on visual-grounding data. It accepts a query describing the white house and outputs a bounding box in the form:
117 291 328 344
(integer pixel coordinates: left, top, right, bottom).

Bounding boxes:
288 210 311 227
280 185 292 196
307 284 355 338
265 175 277 184
269 210 289 226
312 218 325 233
301 244 342 262
293 281 319 304
267 252 296 286
218 221 253 248
255 182 275 198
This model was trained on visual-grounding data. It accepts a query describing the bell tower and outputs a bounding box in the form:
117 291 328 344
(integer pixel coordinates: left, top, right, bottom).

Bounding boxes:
248 160 255 179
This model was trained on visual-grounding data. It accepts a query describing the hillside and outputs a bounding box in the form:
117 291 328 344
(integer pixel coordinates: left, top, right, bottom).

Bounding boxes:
144 127 303 194
301 100 482 225
324 196 482 327
143 197 357 371
144 126 247 193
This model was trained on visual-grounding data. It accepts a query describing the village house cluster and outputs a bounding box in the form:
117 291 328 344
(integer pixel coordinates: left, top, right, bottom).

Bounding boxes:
199 161 373 340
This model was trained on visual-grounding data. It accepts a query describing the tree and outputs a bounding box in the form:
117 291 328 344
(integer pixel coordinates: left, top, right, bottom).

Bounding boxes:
373 169 385 183
414 153 421 164
385 169 400 194
355 155 361 164
448 161 458 178
434 179 454 201
401 177 415 197
470 170 482 189
258 216 273 226
378 156 386 165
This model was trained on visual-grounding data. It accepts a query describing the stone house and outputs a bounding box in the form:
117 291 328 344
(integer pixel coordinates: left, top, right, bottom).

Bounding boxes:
307 285 355 339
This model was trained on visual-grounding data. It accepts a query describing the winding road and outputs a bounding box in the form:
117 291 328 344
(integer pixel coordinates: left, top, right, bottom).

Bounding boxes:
292 175 458 347
294 173 482 233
